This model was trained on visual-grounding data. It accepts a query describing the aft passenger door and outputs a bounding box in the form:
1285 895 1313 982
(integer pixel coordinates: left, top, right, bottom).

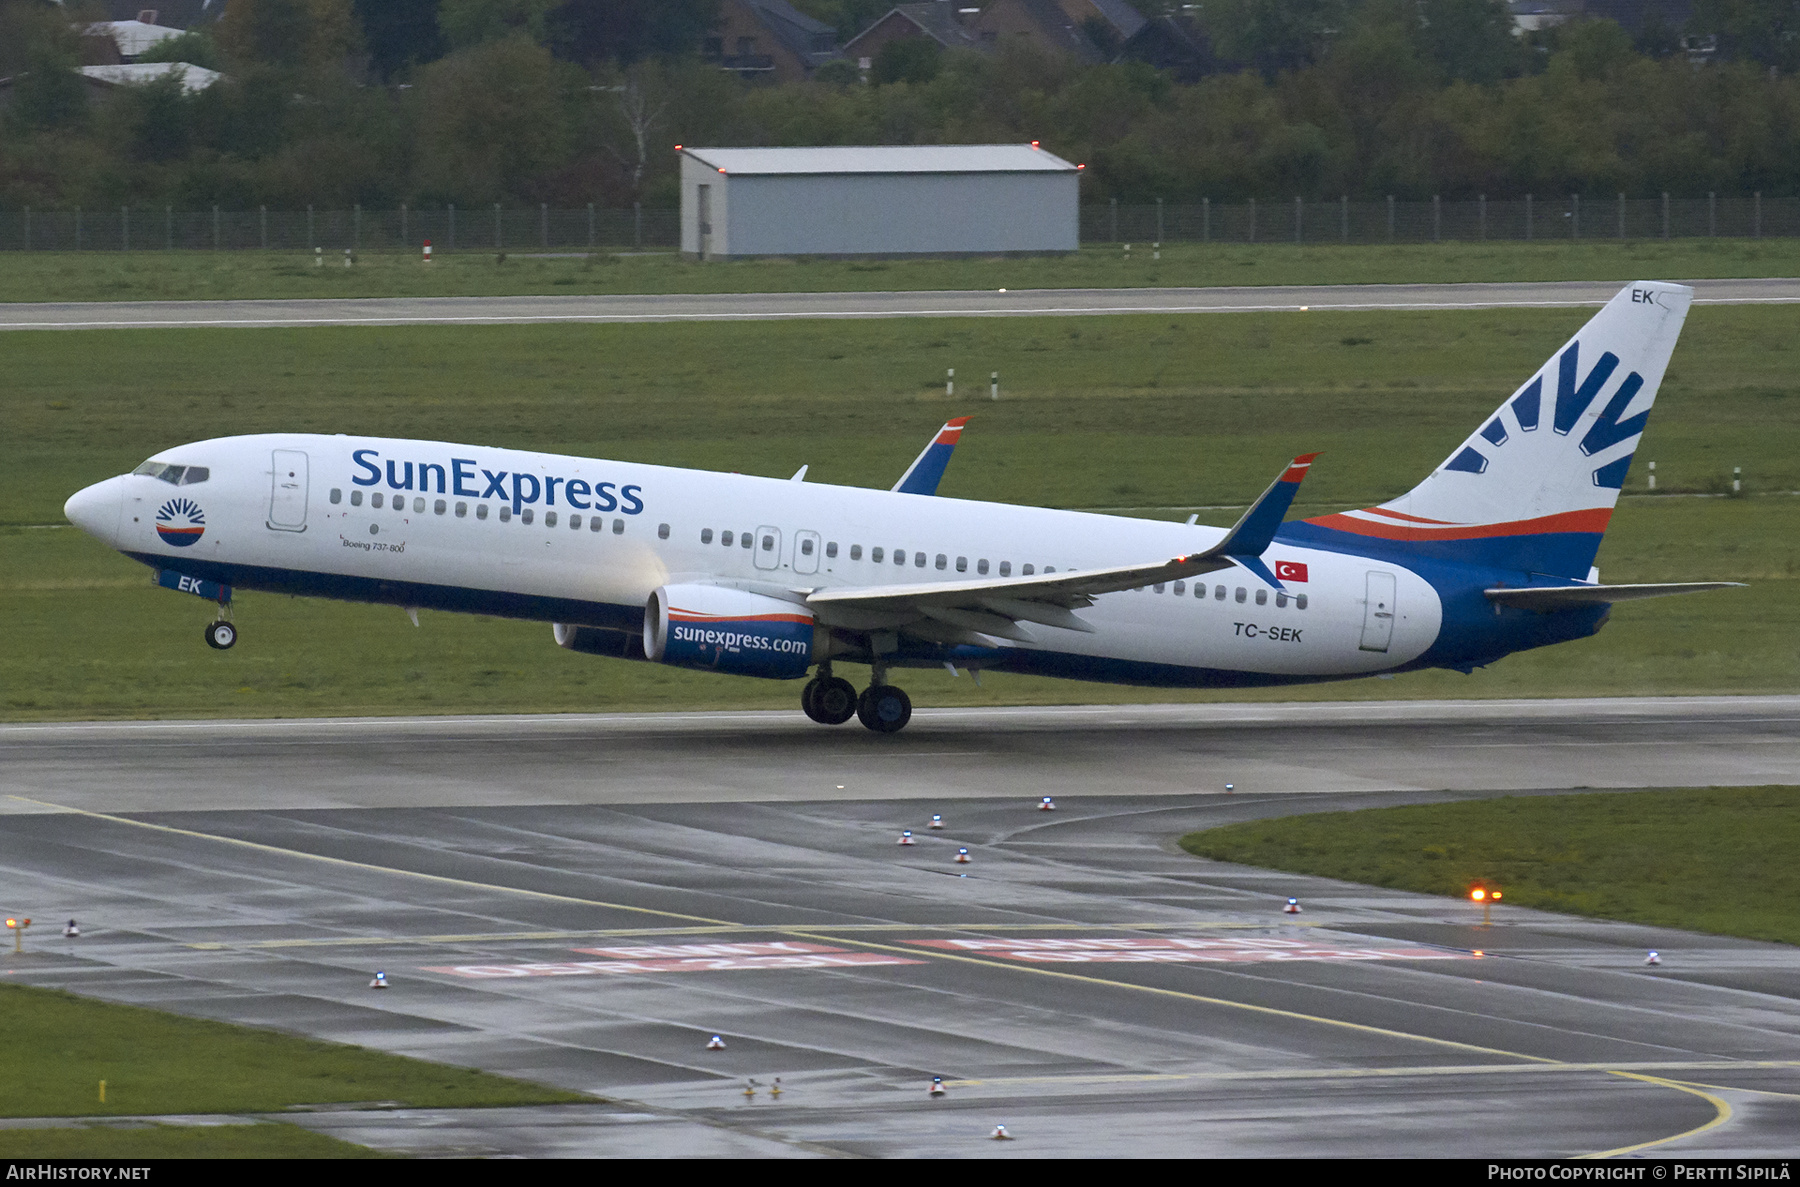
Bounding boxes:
268 449 309 532
1359 570 1396 652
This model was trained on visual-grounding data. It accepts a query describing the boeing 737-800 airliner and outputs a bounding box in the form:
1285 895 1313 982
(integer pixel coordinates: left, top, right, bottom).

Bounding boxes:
64 281 1739 732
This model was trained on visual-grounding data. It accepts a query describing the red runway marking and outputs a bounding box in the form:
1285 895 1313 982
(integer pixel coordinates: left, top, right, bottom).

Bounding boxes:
426 940 923 978
908 936 1465 964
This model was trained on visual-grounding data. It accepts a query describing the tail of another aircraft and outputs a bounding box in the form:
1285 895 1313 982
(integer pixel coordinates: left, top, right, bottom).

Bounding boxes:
1283 281 1693 578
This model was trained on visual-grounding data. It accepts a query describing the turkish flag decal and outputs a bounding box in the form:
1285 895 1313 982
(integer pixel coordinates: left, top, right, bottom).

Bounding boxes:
1275 561 1309 583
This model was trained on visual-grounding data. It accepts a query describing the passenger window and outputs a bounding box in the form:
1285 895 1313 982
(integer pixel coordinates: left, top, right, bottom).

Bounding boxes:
350 489 363 507
1022 564 1034 576
1154 583 1165 594
372 492 384 509
915 553 926 568
701 528 714 544
330 489 342 504
413 497 425 513
977 559 989 575
394 498 406 514
1215 585 1226 600
894 550 905 565
476 503 488 520
852 545 864 561
658 523 670 539
741 531 752 549
1044 566 1055 573
1296 593 1309 610
545 511 558 528
999 561 1011 577
801 538 814 556
522 508 534 525
455 502 467 518
955 556 967 572
569 515 582 530
761 533 773 551
870 547 883 563
1173 581 1185 595
1235 587 1246 603
1195 584 1204 598
435 499 446 515
935 554 947 570
181 467 209 485
499 506 511 522
826 541 838 559
1275 591 1288 607
590 516 602 532
615 519 626 535
1255 588 1267 605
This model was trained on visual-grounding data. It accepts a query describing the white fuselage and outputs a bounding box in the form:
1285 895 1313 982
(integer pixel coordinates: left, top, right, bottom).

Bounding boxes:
70 433 1444 686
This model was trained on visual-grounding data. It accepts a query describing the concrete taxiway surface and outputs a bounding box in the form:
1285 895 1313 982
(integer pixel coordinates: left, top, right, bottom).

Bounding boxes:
2 698 1796 1158
2 278 1797 331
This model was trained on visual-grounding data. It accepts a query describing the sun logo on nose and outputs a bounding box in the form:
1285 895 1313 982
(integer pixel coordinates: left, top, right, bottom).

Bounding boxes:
155 497 205 547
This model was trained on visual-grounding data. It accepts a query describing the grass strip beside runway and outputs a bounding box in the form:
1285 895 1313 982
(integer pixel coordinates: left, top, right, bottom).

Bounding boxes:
0 1123 384 1159
2 240 1798 303
1179 786 1800 946
0 983 589 1119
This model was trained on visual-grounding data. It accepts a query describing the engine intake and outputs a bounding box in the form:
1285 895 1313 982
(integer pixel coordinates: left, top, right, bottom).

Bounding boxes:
644 584 817 680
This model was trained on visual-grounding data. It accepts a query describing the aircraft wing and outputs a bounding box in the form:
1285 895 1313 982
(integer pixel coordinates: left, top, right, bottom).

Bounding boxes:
892 417 970 496
1485 582 1745 611
808 453 1319 643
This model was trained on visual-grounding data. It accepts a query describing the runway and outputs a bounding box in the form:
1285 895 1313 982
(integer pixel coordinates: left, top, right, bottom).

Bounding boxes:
3 278 1797 330
3 698 1797 1157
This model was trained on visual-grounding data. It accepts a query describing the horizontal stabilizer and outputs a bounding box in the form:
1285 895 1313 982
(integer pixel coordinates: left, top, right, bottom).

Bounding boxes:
1485 582 1745 611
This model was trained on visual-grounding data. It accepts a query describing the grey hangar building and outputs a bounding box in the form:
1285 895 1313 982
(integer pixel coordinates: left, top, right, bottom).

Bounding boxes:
677 144 1081 259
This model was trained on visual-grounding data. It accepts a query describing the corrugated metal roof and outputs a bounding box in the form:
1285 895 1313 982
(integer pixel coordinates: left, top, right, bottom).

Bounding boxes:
81 61 222 92
682 144 1078 175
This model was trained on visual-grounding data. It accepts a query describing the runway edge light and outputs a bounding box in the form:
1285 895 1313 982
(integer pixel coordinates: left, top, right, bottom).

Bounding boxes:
1284 898 1301 915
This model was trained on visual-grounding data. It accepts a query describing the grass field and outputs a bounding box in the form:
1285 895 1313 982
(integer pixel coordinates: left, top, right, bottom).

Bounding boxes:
0 982 586 1119
0 239 1796 302
4 304 1795 719
0 1123 384 1159
1179 786 1800 946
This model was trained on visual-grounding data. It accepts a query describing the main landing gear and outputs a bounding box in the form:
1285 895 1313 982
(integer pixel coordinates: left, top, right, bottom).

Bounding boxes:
203 619 237 650
801 666 912 733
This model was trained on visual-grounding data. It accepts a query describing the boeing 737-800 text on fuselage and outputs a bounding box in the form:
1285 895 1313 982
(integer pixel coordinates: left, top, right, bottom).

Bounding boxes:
64 282 1740 732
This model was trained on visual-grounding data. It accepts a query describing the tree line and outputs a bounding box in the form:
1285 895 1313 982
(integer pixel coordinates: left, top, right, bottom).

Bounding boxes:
1 0 1797 211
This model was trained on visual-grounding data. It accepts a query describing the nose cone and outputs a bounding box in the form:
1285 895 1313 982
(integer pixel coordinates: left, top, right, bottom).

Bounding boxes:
65 477 123 544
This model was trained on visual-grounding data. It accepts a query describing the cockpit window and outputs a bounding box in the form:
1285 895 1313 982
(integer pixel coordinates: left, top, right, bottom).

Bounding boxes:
132 461 209 486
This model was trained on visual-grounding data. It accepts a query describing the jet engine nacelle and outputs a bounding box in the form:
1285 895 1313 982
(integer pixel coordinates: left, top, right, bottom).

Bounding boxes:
643 583 817 680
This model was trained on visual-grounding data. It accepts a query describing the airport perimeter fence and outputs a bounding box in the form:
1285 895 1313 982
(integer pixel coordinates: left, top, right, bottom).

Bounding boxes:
0 203 681 253
1086 194 1799 244
0 194 1795 252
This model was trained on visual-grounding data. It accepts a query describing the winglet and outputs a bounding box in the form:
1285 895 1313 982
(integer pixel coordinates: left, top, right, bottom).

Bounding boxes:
1211 453 1320 561
892 417 971 495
